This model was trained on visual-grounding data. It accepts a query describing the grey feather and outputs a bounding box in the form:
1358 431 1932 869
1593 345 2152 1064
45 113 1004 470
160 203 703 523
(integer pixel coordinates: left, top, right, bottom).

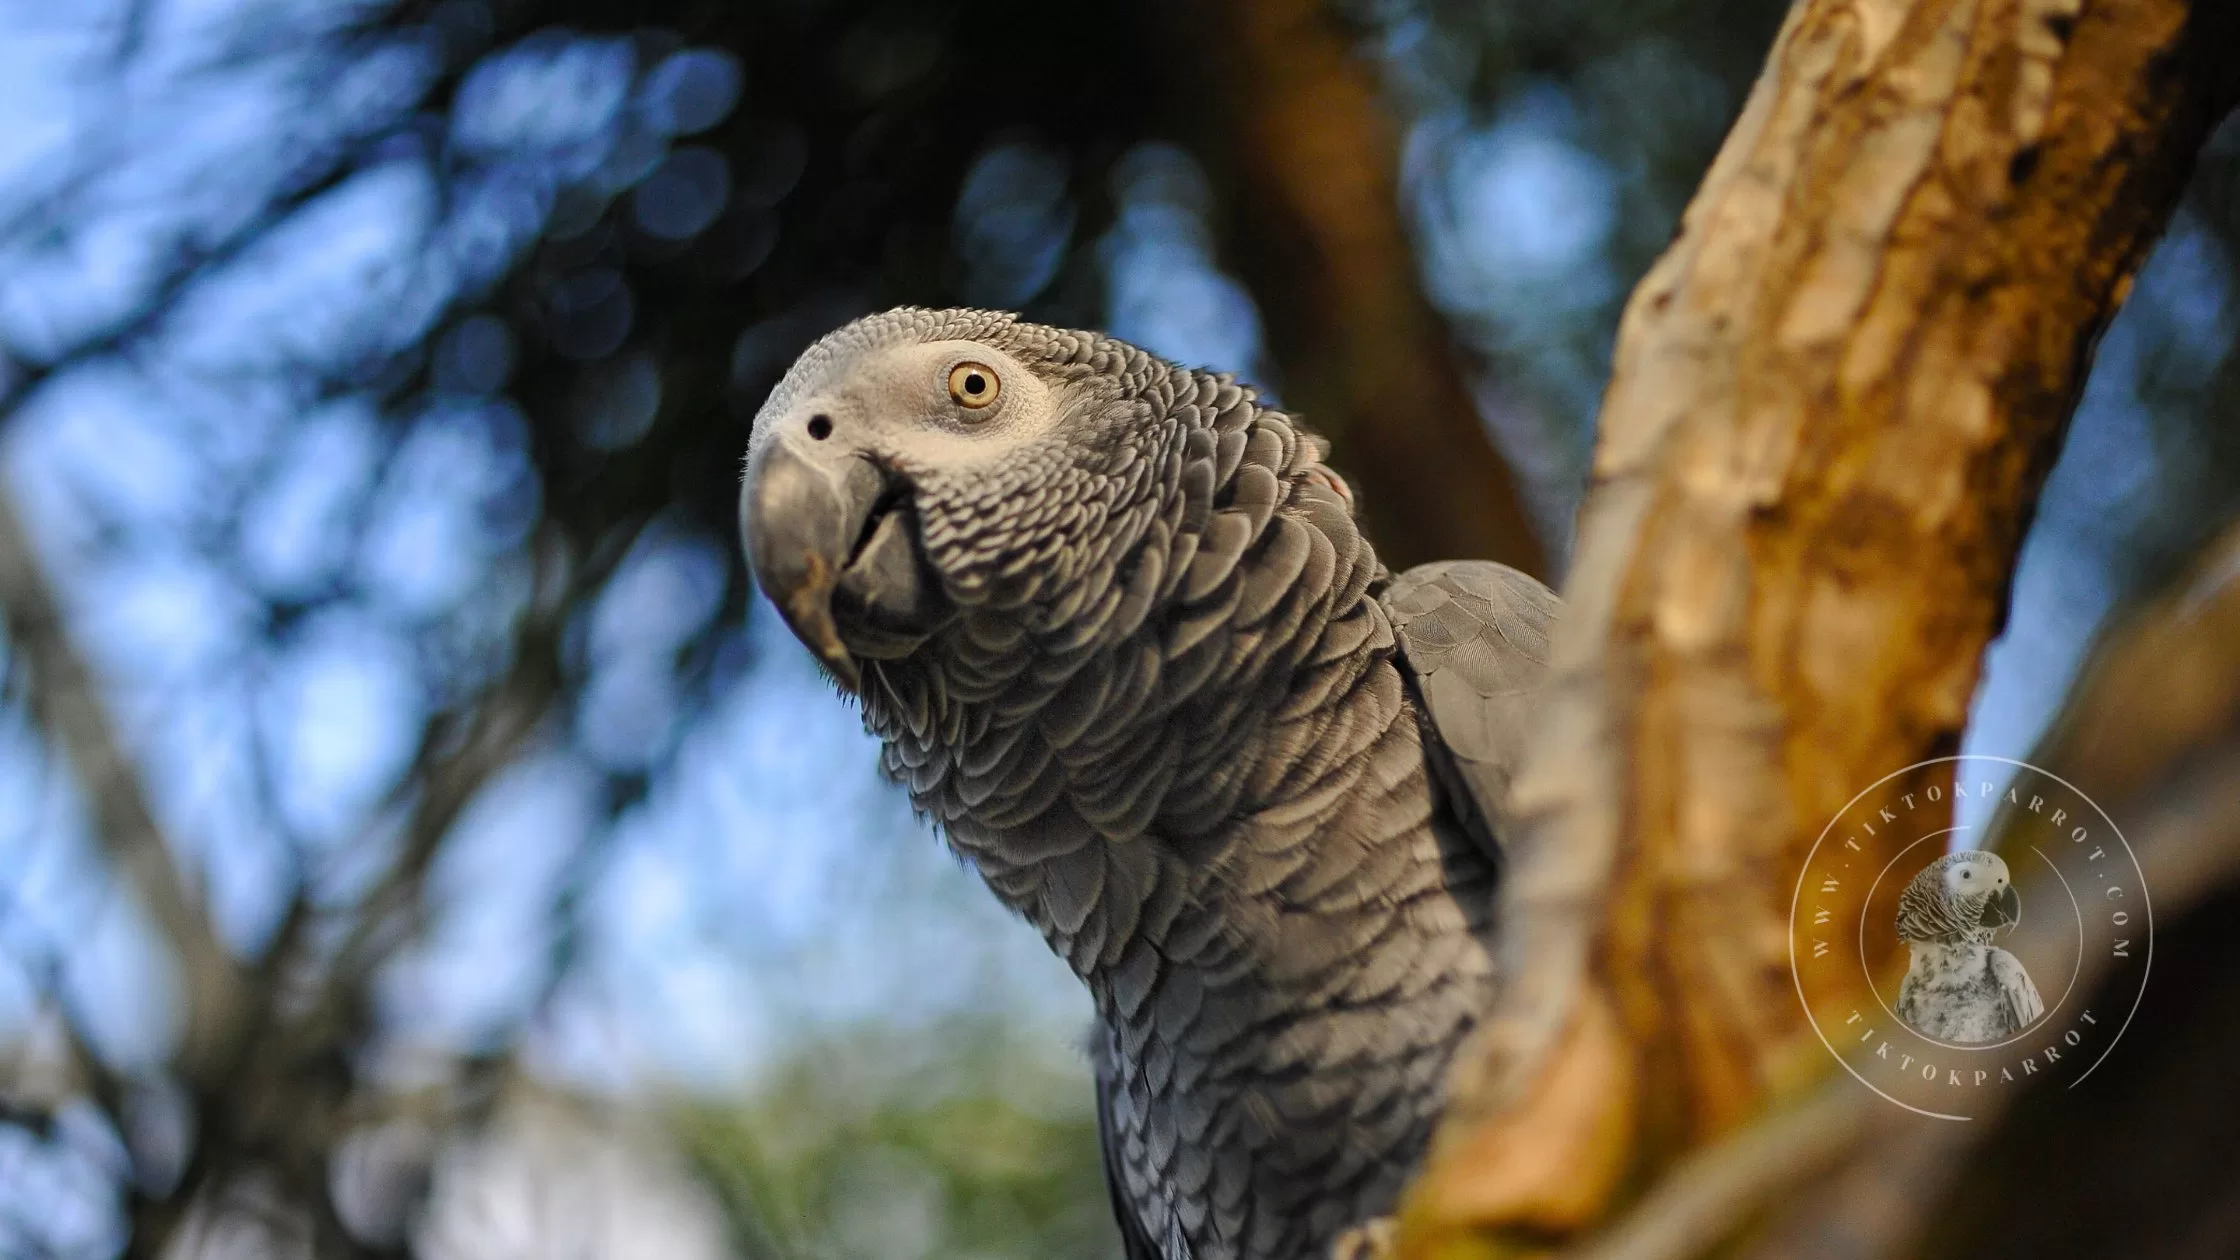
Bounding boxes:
1101 1074 1172 1260
1384 560 1559 859
1894 852 2044 1043
740 309 1560 1260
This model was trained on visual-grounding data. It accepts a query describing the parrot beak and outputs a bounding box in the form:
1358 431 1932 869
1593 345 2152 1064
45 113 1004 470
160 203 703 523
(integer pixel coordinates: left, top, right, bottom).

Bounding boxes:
740 435 883 691
1982 883 2022 931
741 426 944 692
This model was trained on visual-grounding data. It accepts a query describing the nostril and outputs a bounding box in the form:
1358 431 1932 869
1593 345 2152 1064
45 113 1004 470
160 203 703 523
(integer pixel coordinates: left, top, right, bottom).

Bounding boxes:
806 414 833 441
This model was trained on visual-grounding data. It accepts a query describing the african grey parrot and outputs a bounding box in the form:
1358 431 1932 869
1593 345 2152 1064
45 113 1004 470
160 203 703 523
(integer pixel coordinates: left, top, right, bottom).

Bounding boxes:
738 308 1556 1259
1895 851 2044 1044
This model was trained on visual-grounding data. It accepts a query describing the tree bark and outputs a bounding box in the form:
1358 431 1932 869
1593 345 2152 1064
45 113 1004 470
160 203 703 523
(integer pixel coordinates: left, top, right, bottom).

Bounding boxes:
1153 0 1548 577
1388 0 2240 1252
1556 518 2240 1260
1750 517 2240 1260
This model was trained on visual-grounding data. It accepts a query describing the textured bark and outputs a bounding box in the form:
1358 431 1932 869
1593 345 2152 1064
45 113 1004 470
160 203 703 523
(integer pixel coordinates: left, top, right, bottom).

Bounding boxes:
1753 517 2240 1260
1675 519 2240 1260
1350 520 2240 1260
1153 0 1547 577
1385 0 2240 1252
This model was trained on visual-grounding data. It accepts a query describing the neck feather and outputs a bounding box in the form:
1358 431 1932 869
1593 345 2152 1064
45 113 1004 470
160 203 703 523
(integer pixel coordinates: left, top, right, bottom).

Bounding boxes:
857 375 1398 974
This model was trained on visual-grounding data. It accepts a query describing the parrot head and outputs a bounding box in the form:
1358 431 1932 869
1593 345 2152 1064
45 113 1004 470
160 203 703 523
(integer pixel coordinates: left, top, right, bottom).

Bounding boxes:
739 307 1301 697
1945 850 2020 929
738 305 1372 869
740 309 1141 689
1897 850 2022 943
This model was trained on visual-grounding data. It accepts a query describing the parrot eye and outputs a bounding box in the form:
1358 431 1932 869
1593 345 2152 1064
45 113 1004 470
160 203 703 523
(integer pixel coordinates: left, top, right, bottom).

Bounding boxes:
948 362 1000 409
1961 870 1972 880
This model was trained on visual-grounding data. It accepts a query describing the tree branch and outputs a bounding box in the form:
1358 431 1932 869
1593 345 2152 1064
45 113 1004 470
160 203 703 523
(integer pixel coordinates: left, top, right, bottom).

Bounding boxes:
1382 425 2240 1260
1392 0 2240 1250
0 482 247 1084
1153 0 1548 575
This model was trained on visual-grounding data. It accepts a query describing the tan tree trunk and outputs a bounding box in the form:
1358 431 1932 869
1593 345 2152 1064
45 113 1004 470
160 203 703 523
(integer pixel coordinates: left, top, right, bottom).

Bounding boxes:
1386 0 2240 1253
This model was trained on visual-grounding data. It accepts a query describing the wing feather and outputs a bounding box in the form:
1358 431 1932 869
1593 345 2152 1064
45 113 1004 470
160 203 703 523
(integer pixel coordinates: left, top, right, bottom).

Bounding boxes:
1989 946 2045 1031
1383 560 1559 861
1097 1069 1167 1260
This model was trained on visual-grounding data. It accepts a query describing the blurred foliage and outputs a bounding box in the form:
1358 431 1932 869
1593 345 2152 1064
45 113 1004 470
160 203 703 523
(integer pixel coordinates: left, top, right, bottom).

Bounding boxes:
675 1024 1111 1260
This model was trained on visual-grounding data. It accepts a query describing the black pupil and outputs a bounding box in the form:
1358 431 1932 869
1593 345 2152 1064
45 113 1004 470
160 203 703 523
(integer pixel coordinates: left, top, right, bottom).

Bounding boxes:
964 373 985 395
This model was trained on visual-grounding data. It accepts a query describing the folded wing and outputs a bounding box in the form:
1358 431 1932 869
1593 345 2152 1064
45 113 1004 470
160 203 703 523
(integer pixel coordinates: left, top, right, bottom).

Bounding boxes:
1990 946 2045 1032
1383 560 1560 863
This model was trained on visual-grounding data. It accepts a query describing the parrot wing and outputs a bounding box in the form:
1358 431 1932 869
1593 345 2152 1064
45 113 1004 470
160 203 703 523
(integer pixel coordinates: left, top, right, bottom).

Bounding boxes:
1989 945 2045 1031
1097 1069 1172 1260
1384 560 1560 865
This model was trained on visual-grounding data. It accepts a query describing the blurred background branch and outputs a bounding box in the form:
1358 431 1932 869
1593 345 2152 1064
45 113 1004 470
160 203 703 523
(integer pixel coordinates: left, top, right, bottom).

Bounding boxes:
1150 0 1546 574
0 485 244 1085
